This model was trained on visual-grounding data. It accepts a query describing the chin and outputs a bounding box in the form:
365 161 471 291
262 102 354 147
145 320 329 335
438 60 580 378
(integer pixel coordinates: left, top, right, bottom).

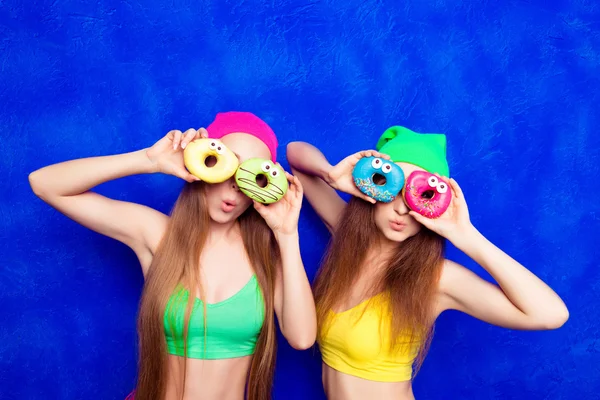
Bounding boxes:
380 226 421 243
208 209 240 224
208 205 252 225
382 230 412 243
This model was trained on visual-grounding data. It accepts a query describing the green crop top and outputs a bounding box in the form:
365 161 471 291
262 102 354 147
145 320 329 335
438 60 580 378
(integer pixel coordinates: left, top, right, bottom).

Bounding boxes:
163 274 265 359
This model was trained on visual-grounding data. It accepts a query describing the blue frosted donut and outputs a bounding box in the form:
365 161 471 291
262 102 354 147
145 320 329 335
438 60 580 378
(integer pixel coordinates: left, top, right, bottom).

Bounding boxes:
352 156 405 202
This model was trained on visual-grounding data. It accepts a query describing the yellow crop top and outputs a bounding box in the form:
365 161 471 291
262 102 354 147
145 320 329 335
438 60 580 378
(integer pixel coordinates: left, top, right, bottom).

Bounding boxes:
318 293 422 382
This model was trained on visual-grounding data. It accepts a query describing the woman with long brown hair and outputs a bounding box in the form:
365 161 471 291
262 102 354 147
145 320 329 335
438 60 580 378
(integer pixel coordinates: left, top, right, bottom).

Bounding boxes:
28 111 317 400
287 125 568 400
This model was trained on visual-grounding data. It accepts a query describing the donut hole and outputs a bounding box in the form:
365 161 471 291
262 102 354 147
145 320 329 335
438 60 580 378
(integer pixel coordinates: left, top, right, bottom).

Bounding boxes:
372 173 387 186
421 190 435 200
204 155 217 168
255 174 268 188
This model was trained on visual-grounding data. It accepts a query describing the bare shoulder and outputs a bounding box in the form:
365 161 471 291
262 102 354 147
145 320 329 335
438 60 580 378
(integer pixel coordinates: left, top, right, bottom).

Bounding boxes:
438 259 468 290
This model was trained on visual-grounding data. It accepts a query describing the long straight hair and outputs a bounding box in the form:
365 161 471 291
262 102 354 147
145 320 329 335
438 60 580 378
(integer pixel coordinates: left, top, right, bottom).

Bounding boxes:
313 197 445 374
134 181 279 400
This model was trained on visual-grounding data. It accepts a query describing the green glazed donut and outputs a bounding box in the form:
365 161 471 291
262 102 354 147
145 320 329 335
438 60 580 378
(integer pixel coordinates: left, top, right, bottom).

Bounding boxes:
235 158 289 204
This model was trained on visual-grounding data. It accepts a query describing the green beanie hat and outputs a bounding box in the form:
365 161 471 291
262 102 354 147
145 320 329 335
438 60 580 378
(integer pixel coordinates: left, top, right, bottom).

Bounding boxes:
375 126 450 177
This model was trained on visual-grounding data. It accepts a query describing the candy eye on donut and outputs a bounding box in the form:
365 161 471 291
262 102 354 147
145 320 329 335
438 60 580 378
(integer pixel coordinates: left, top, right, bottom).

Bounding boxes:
183 138 239 183
371 158 383 169
261 161 273 173
234 158 289 205
381 163 393 174
402 170 452 219
351 156 405 203
427 176 439 187
436 181 448 193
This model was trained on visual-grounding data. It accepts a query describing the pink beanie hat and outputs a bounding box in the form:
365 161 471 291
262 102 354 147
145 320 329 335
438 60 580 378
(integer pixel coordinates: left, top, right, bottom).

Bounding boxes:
206 111 278 162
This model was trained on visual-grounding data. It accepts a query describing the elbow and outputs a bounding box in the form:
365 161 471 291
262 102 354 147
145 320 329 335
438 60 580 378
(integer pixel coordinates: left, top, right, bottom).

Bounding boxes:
533 306 570 330
286 141 304 168
286 141 302 153
546 306 570 330
283 326 317 350
288 335 316 351
28 170 48 200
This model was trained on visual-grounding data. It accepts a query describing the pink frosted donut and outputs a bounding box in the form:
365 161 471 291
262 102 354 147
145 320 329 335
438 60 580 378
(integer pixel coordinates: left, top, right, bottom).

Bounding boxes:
402 171 452 218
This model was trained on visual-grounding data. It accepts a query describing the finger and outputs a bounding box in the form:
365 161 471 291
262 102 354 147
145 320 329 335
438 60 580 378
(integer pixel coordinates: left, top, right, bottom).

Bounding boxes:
181 128 197 149
357 150 374 159
198 127 209 139
253 200 266 214
178 167 200 182
359 150 390 160
376 151 391 160
172 130 183 150
358 193 376 204
347 157 361 167
409 210 431 226
293 174 303 197
283 171 300 197
182 173 200 182
347 151 371 167
287 174 303 201
284 171 299 191
284 170 294 183
188 174 201 182
166 130 179 141
449 178 463 199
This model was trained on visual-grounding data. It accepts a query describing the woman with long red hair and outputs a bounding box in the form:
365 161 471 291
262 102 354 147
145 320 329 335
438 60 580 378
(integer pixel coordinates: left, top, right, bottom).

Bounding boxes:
28 111 317 400
287 125 568 400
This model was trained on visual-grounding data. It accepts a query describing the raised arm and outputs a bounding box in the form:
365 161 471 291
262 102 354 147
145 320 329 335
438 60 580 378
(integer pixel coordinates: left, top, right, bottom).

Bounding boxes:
417 178 569 330
28 128 204 275
439 241 569 330
253 173 317 349
286 142 388 233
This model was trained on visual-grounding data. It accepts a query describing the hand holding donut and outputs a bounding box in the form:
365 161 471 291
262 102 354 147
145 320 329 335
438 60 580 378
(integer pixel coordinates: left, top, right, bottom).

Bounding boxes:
253 171 304 237
327 150 391 204
408 177 473 241
146 128 208 182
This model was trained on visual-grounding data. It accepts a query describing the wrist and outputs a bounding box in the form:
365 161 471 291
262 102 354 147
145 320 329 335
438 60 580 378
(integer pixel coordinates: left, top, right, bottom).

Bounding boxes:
450 224 484 253
320 163 334 186
275 230 300 244
141 148 160 174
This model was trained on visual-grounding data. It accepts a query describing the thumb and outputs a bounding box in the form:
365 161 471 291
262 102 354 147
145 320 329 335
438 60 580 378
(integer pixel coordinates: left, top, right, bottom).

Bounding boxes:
183 174 200 183
177 166 200 182
198 127 209 139
409 211 431 227
188 174 201 182
253 200 266 213
346 154 363 168
361 194 377 204
351 187 376 204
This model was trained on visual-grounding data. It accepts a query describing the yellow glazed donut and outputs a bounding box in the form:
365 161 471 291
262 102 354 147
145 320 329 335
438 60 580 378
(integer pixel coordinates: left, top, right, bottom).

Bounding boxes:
183 138 239 183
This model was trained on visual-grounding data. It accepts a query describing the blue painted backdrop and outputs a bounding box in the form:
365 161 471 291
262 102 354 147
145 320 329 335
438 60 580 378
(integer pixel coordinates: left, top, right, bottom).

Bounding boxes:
1 0 598 399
